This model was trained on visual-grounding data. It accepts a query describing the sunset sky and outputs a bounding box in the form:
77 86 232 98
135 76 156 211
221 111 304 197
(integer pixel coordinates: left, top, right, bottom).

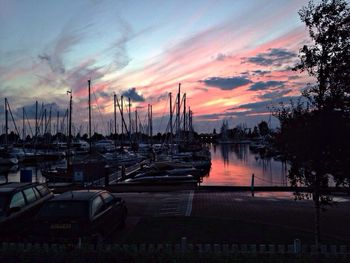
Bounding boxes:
0 0 314 134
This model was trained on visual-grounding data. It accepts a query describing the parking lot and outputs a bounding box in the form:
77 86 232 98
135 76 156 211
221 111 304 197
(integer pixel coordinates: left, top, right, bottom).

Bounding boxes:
2 186 350 245
110 191 350 244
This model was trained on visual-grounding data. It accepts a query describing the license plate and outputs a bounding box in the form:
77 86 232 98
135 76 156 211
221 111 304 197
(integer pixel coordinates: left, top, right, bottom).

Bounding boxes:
50 223 71 229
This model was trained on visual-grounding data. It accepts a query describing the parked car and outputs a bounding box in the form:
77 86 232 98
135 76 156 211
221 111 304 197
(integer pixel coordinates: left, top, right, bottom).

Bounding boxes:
0 182 53 239
33 190 127 242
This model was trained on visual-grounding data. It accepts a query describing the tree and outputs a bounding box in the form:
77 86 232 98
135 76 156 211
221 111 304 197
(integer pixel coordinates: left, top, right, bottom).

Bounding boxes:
258 121 269 136
275 0 350 250
251 126 259 137
295 0 350 111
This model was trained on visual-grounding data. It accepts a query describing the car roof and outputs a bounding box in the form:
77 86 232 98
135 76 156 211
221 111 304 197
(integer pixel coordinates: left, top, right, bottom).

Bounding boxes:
0 182 40 194
52 190 105 201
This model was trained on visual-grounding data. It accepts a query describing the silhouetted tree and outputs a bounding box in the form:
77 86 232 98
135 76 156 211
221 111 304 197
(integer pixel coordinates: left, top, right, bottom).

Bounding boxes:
91 132 104 141
251 126 259 137
258 121 269 136
275 0 350 250
295 0 350 111
82 133 88 141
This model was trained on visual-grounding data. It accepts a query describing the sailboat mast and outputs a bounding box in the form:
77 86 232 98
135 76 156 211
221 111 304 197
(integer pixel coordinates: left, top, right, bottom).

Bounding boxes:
128 97 131 145
56 111 59 135
44 109 47 134
35 101 38 148
177 83 181 140
135 109 138 142
88 80 92 153
148 104 153 145
150 105 153 146
114 94 117 148
67 90 72 166
121 95 124 147
183 93 186 139
22 107 25 141
169 92 173 150
48 107 52 135
5 98 8 148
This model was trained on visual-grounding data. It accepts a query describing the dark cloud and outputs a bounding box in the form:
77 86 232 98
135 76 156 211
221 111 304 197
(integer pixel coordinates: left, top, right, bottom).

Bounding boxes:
201 76 251 90
228 96 302 113
121 88 145 102
252 70 271 76
244 48 296 66
156 92 169 102
99 91 110 98
240 71 249 75
249 81 285 91
196 113 223 120
258 89 292 99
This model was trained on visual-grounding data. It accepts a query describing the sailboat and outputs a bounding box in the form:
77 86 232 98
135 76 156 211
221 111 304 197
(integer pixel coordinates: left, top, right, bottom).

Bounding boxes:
41 83 108 183
0 98 19 165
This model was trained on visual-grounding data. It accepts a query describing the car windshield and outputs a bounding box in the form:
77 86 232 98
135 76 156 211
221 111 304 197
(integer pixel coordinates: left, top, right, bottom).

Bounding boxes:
38 201 88 218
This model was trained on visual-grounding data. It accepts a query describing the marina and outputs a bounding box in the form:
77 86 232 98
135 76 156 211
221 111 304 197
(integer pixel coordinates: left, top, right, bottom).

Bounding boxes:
1 0 349 261
0 143 288 187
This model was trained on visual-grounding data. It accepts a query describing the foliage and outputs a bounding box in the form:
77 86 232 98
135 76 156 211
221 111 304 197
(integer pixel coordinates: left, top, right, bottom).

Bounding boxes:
295 0 350 111
275 0 350 190
274 0 350 246
275 101 350 189
257 121 269 136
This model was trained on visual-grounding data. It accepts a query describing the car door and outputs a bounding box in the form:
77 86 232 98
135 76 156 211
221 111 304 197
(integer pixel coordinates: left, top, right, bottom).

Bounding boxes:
100 192 122 227
22 187 41 218
90 195 109 236
6 191 27 232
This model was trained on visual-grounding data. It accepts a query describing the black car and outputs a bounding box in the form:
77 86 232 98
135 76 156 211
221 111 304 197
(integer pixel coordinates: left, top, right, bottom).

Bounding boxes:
34 190 127 242
0 182 53 239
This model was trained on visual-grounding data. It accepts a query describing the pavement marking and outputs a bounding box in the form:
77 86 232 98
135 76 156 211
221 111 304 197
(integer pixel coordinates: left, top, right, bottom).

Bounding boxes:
185 190 194 216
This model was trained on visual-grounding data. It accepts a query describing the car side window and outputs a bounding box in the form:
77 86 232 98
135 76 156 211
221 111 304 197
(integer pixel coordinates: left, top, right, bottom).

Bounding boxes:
91 196 104 216
32 187 41 199
9 192 26 208
35 185 50 196
23 188 37 204
101 192 114 205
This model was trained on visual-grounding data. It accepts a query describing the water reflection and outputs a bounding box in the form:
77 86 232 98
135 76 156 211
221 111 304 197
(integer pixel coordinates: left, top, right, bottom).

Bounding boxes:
1 144 289 186
203 143 289 186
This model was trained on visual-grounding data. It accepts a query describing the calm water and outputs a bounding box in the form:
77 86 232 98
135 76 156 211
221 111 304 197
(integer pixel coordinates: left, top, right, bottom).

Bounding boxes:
202 143 289 186
1 144 289 186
